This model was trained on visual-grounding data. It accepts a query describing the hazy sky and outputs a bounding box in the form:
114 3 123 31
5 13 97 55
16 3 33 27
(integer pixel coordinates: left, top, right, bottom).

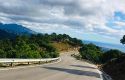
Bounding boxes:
0 0 125 44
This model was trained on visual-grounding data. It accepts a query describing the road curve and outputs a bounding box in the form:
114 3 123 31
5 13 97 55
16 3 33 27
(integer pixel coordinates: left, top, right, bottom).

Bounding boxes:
0 51 102 80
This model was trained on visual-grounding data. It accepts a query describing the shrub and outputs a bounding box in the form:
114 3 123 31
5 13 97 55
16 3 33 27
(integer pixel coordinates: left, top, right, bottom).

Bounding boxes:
79 44 103 63
102 49 123 63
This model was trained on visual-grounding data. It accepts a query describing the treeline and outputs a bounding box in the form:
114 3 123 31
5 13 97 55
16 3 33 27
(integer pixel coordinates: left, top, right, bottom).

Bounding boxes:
101 35 125 80
79 43 124 64
0 33 83 58
78 36 125 64
44 33 83 47
78 35 125 80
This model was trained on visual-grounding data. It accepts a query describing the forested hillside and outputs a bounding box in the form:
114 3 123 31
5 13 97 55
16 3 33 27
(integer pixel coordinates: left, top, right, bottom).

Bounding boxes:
101 35 125 80
0 33 82 58
0 29 16 39
78 35 125 80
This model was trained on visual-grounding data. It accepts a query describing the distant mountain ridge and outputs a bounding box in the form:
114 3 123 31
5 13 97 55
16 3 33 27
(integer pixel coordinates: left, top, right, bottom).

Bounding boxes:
0 23 36 35
0 23 37 39
83 40 125 52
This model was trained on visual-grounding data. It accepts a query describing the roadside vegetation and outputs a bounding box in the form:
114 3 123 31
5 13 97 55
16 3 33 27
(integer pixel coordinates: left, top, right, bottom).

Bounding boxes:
101 35 125 80
1 27 125 80
79 43 124 64
78 35 125 80
79 44 103 64
0 33 82 58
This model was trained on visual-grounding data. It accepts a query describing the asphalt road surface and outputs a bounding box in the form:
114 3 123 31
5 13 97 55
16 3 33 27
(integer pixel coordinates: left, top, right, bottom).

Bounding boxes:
0 51 102 80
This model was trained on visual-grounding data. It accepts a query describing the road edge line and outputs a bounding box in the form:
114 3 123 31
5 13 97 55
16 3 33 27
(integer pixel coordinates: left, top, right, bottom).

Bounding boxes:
97 70 103 80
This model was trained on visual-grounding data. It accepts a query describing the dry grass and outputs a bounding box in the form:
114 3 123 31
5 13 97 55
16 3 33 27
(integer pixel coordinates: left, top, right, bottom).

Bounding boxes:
51 42 74 52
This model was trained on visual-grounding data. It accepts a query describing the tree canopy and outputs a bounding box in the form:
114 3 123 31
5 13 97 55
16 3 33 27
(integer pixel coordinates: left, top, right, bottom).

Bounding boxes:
102 49 123 63
0 33 82 58
79 44 103 63
120 35 125 44
79 43 124 64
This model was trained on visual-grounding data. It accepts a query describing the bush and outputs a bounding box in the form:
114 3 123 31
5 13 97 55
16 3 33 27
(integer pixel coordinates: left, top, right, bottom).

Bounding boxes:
0 49 6 58
49 52 59 58
102 49 123 63
40 52 59 58
25 51 41 58
79 44 103 63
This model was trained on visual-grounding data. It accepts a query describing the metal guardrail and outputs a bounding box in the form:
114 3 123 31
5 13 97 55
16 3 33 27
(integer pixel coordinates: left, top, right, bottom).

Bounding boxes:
0 58 60 66
0 58 60 63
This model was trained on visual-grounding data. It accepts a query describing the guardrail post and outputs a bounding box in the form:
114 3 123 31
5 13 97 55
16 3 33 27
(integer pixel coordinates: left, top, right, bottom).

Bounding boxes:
39 61 41 64
10 62 14 67
28 62 30 65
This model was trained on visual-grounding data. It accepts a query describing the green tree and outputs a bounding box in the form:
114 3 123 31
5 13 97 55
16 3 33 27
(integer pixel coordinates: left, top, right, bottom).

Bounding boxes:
6 49 17 58
121 35 125 44
0 49 6 58
0 33 82 58
102 49 123 63
79 44 103 63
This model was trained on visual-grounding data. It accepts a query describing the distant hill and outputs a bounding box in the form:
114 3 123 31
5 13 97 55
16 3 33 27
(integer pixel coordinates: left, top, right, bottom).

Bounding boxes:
83 40 125 52
0 23 36 35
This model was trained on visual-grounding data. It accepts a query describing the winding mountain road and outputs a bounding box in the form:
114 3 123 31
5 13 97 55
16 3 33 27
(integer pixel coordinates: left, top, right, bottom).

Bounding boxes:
0 51 102 80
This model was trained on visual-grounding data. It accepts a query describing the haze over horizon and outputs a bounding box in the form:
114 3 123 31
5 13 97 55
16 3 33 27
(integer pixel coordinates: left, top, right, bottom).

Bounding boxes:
0 0 125 44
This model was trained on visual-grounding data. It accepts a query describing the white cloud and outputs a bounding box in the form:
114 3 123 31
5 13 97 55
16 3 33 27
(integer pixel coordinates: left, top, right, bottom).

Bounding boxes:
114 21 125 27
0 0 125 41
